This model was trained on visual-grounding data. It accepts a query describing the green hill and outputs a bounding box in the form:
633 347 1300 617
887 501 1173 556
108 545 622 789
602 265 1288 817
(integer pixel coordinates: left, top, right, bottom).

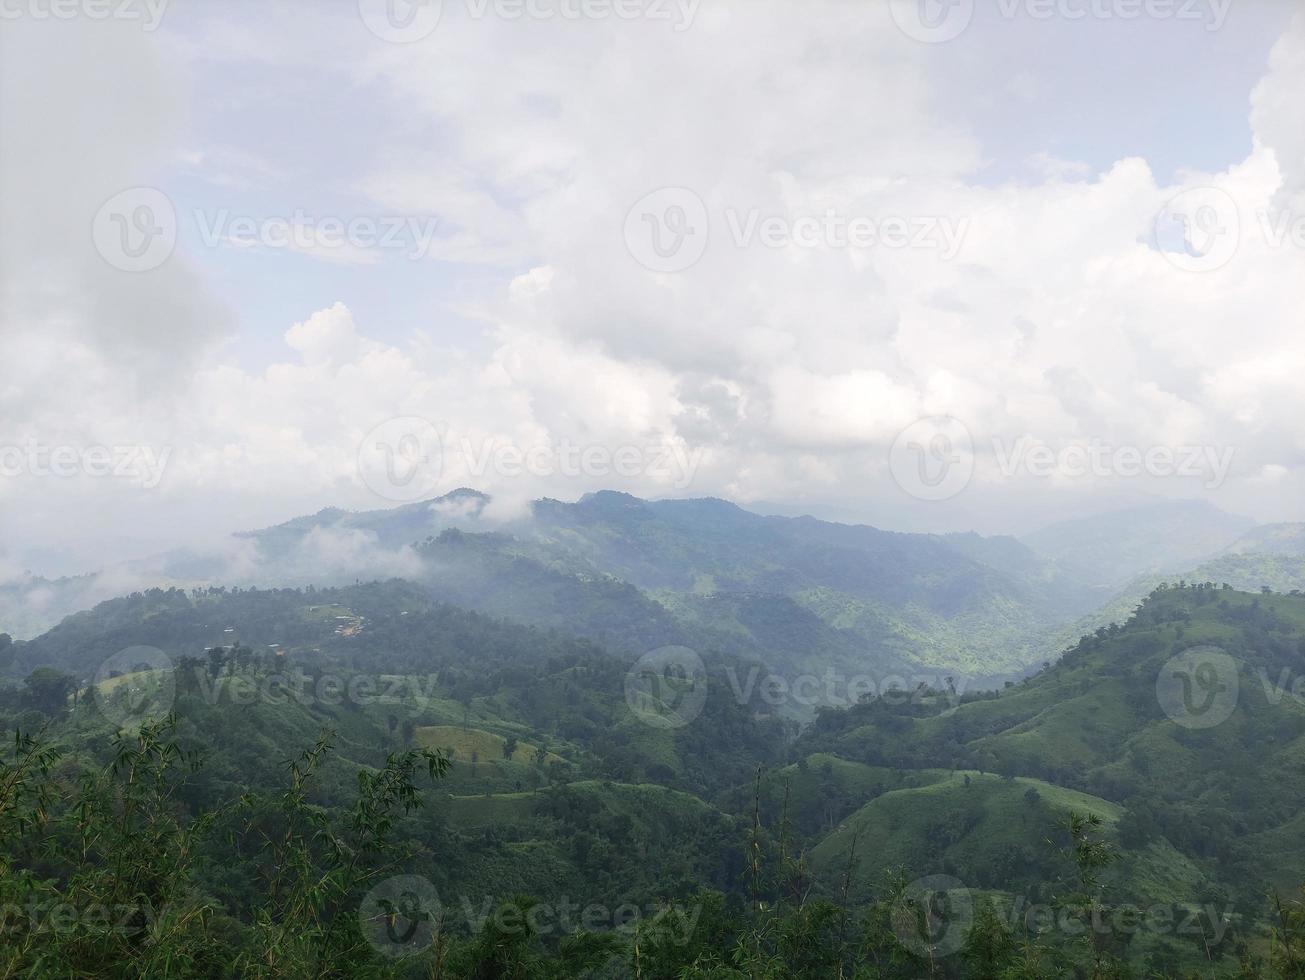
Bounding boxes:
800 586 1305 913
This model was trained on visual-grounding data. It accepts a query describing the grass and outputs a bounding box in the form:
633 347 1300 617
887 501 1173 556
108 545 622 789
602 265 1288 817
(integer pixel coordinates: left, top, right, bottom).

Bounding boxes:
809 771 1124 899
439 791 537 829
413 725 566 766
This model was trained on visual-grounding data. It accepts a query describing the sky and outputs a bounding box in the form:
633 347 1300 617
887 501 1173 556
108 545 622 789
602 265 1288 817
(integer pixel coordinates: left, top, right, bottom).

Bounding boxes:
1 0 1303 578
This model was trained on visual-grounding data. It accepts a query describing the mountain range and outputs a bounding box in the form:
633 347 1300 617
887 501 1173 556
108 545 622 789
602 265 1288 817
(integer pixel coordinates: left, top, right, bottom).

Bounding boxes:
7 493 1300 701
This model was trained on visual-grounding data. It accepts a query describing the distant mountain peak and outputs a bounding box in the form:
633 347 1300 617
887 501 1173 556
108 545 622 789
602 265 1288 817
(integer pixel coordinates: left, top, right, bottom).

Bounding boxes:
577 490 645 507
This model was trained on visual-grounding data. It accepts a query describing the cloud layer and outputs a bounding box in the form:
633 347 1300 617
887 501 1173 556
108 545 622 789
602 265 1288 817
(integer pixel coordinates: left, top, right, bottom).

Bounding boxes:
1 3 1303 576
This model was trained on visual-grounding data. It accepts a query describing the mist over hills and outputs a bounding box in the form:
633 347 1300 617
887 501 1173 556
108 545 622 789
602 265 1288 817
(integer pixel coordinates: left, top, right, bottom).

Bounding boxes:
1022 500 1256 590
2 492 1294 695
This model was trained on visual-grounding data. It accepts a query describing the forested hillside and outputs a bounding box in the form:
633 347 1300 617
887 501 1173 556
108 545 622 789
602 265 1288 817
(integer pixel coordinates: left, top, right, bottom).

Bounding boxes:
3 583 1305 976
3 490 1116 685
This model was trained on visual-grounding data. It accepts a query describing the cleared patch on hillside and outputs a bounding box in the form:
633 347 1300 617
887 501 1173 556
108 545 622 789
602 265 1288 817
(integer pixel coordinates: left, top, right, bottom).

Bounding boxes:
414 725 566 766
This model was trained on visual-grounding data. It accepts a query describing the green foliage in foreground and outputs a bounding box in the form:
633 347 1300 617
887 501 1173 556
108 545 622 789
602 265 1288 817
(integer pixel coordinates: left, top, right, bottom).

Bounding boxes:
0 717 447 978
2 720 1304 979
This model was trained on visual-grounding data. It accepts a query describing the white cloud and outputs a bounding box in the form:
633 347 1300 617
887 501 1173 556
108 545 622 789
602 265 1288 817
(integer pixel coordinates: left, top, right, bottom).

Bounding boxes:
2 3 1304 576
285 302 375 366
1252 11 1305 203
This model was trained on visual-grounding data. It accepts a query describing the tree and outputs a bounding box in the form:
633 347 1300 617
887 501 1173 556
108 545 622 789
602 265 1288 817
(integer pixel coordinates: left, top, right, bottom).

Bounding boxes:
21 667 75 715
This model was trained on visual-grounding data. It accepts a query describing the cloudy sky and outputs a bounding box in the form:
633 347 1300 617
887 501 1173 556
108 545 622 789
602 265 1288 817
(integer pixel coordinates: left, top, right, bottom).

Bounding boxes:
1 0 1303 577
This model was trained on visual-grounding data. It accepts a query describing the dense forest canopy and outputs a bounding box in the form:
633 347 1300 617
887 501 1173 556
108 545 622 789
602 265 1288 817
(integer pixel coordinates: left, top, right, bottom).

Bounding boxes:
3 581 1305 977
